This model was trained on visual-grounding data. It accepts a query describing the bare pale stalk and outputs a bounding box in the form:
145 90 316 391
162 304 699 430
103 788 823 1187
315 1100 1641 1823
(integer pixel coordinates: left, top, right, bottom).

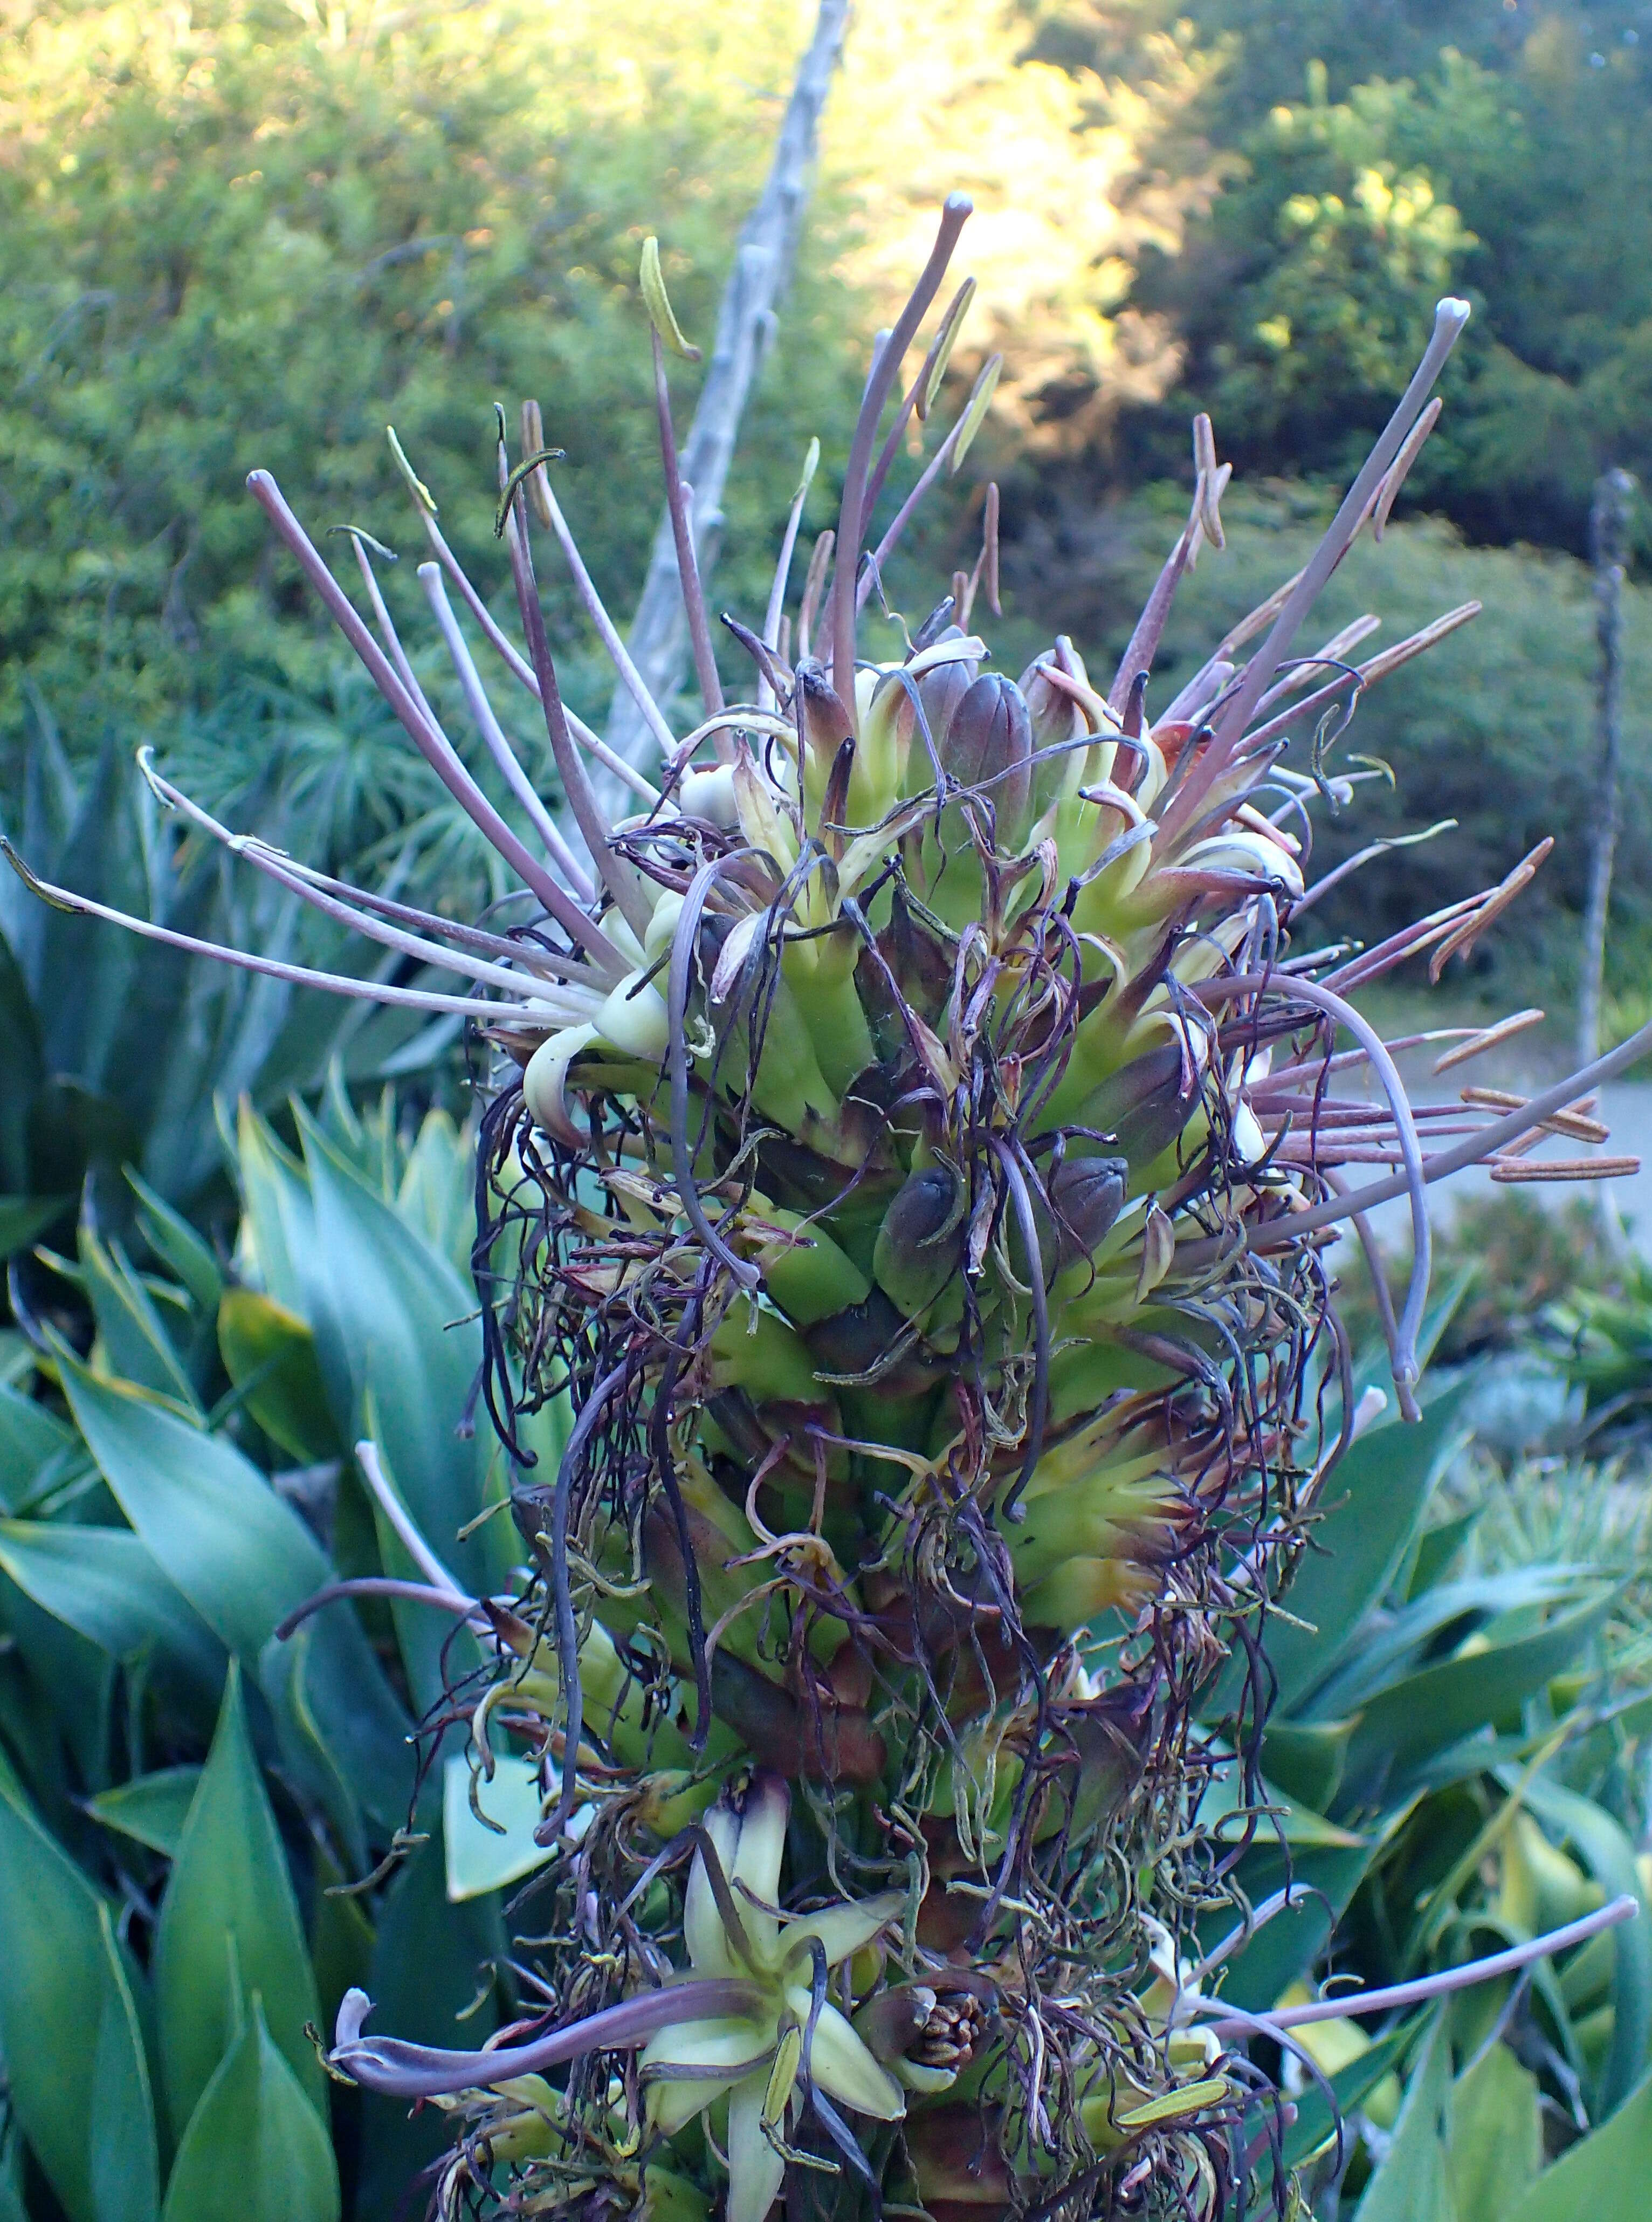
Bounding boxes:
418 563 596 896
246 470 629 976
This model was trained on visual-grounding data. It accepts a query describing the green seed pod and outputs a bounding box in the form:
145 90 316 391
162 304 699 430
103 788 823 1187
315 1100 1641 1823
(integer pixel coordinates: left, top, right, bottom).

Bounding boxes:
873 1165 965 1317
1047 1154 1128 1265
1078 1039 1204 1167
1006 1150 1130 1289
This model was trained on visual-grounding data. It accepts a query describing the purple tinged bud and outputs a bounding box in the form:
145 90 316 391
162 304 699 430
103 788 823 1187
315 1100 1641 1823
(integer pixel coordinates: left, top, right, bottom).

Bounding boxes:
938 673 1032 841
1018 656 1084 752
912 655 975 780
793 657 854 770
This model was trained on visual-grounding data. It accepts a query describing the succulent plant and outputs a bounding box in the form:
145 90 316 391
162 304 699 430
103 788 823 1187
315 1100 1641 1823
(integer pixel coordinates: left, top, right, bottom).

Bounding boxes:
12 195 1648 2222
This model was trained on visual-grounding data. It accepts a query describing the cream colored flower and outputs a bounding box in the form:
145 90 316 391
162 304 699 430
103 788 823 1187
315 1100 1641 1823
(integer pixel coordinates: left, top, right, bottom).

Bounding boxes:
639 1771 905 2222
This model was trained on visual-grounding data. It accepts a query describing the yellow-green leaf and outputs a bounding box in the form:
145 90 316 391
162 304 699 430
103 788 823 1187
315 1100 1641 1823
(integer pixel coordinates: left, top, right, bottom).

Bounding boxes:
153 1663 323 2139
159 2003 338 2222
0 1778 160 2222
217 1287 339 1464
1509 2062 1652 2222
1449 2042 1541 2222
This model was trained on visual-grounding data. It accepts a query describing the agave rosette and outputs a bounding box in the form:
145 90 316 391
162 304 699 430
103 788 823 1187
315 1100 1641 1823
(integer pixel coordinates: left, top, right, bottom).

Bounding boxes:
12 195 1641 2221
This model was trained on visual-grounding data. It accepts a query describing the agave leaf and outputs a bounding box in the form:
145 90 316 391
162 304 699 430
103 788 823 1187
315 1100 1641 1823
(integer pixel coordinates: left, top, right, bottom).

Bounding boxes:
1196 1748 1365 1849
1448 2041 1541 2222
26 1080 139 1212
1338 1587 1619 1803
1507 2062 1652 2222
395 1108 476 1280
1 1578 116 1795
153 1663 325 2139
0 1632 74 1825
0 1775 160 2222
87 1768 204 1860
0 930 45 1193
0 1192 65 1260
58 1350 326 1659
127 1170 223 1315
1280 2018 1415 2170
0 1382 80 1513
217 1287 340 1465
1264 1377 1475 1718
0 1520 223 1690
1314 1568 1609 1720
310 1842 376 2043
1201 1841 1378 2015
297 1109 493 1593
258 1616 404 1867
76 1224 199 1411
359 1415 483 1717
1352 2012 1453 2222
58 1348 412 1841
1 2142 25 2222
1516 1777 1652 2113
1259 1718 1357 1815
232 1104 314 1316
443 1750 552 1902
159 2001 339 2222
1402 1507 1483 1600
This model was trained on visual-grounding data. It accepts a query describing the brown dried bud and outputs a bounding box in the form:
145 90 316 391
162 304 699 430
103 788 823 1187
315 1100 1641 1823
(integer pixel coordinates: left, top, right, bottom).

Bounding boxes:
855 1982 987 2074
909 1990 988 2072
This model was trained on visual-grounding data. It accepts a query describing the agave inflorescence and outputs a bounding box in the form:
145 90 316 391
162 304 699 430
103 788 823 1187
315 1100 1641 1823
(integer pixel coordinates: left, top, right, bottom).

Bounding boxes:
11 193 1648 2220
